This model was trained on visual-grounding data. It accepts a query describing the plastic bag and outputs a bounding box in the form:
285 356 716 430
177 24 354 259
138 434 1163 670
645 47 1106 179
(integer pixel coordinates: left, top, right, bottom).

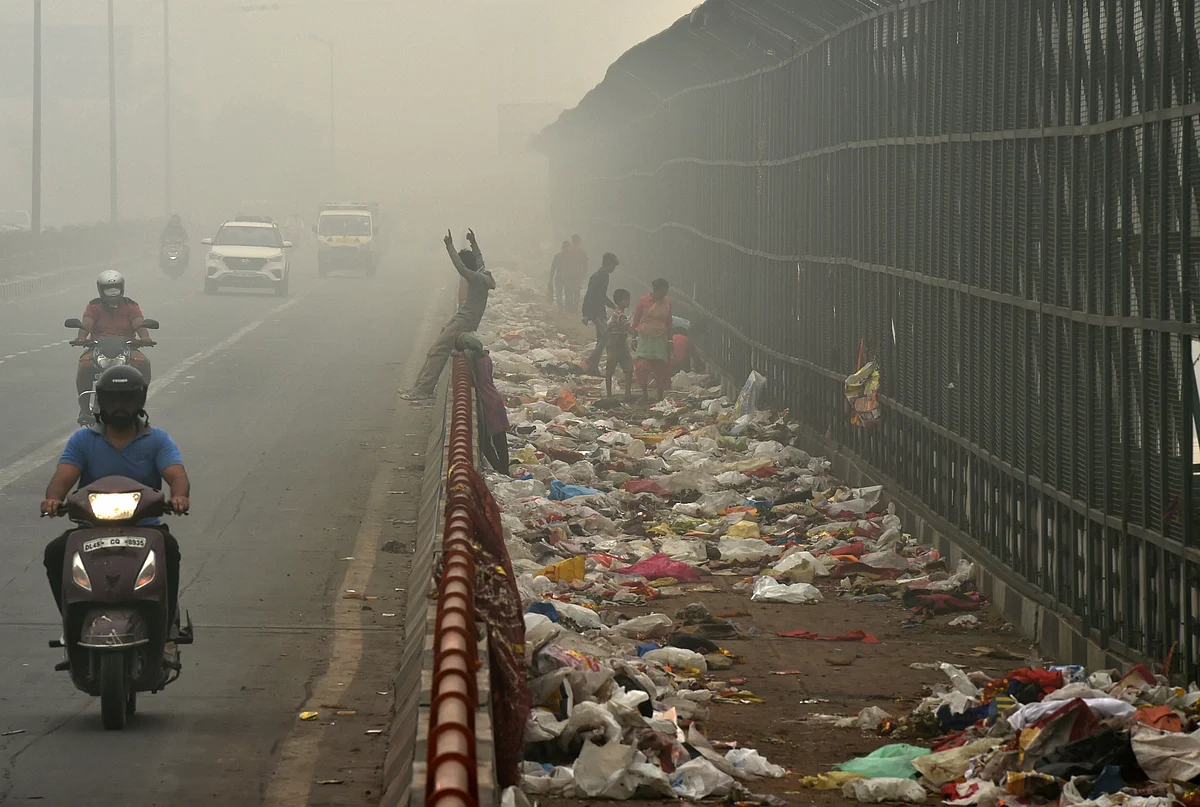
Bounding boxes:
835 705 891 731
725 521 763 540
767 552 816 583
911 738 1003 786
520 762 576 796
724 747 785 778
549 480 601 501
551 601 604 630
1130 725 1200 782
643 647 708 672
734 370 767 419
718 537 778 562
670 758 734 799
603 613 673 640
834 743 931 779
501 785 532 807
661 538 706 562
716 471 752 488
842 777 925 803
751 576 822 604
572 741 674 799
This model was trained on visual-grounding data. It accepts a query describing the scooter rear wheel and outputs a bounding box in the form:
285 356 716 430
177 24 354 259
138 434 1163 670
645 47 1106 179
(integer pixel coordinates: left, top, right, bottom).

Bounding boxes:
100 653 128 730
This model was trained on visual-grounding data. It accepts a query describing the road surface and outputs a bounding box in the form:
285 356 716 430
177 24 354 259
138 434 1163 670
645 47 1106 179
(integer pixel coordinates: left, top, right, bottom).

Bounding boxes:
0 245 445 805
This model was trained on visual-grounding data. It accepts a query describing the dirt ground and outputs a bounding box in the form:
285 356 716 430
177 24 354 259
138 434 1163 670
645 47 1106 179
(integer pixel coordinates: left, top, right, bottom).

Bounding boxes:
527 295 1036 807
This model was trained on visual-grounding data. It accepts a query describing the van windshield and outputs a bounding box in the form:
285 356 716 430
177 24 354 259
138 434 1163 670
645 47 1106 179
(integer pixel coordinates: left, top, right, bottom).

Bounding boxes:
319 215 371 236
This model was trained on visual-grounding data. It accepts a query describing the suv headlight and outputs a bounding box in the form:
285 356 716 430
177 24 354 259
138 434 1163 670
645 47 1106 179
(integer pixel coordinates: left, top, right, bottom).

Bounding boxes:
266 253 285 263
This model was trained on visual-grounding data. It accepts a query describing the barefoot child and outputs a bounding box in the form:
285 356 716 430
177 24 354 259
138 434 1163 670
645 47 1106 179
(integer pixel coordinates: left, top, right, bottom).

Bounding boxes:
604 288 635 400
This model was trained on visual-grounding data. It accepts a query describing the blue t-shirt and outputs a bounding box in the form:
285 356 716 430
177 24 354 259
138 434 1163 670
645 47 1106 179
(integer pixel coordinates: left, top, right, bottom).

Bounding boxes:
60 423 183 525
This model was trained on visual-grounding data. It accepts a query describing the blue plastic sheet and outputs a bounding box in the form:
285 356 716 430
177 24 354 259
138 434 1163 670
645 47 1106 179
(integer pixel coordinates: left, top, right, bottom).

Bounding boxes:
549 480 602 501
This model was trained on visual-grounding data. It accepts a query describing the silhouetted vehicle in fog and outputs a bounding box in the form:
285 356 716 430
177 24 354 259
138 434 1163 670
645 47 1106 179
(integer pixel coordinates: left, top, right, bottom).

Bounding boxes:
315 201 381 277
202 221 293 297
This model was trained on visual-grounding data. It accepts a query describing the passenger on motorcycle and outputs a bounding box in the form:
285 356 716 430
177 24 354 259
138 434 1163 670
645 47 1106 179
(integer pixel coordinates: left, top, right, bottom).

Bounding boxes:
73 270 155 423
41 365 190 631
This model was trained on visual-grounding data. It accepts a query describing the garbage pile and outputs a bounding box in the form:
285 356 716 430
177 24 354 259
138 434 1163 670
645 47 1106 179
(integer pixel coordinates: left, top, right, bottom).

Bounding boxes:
817 658 1200 807
469 272 986 802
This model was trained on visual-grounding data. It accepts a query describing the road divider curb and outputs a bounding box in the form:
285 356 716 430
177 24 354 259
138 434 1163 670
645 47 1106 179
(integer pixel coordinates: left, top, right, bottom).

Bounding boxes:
0 256 141 301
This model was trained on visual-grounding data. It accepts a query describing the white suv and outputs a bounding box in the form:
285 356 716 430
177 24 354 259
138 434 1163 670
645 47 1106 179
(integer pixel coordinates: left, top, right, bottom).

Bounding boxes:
202 220 293 296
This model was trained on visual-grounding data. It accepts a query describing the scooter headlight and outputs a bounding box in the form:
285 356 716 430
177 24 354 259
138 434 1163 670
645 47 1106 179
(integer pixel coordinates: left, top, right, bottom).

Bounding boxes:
94 354 127 370
88 492 141 520
71 552 92 591
134 552 156 590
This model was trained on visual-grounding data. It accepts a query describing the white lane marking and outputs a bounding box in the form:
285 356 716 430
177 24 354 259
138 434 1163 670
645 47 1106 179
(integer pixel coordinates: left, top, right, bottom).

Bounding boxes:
263 280 447 806
0 289 313 492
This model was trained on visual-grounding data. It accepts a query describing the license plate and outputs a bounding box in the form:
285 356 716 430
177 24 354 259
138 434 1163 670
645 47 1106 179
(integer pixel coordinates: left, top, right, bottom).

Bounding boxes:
83 536 147 552
234 270 261 278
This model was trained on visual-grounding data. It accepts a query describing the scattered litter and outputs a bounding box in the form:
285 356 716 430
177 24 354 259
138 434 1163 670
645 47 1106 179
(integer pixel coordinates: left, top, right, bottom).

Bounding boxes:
0 730 24 737
299 711 319 721
316 779 344 785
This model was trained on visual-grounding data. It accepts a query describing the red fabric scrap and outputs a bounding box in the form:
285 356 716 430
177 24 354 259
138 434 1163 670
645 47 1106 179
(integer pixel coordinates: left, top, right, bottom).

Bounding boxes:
830 540 867 557
624 479 672 496
776 629 879 643
1009 668 1064 695
614 553 701 582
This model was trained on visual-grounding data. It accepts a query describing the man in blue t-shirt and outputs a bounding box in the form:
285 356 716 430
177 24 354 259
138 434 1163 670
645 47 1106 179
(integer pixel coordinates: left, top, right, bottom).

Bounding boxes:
41 365 190 629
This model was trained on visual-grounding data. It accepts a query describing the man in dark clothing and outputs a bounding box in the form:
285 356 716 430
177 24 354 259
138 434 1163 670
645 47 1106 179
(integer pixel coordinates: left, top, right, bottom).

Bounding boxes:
400 229 494 401
581 252 620 374
548 240 571 311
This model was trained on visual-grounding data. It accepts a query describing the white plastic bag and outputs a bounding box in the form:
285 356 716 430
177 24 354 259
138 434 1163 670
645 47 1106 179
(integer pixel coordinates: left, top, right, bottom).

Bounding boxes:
718 537 779 563
842 777 926 803
603 613 673 639
671 758 735 799
750 576 823 604
573 741 674 799
521 762 576 796
643 647 708 672
724 747 785 778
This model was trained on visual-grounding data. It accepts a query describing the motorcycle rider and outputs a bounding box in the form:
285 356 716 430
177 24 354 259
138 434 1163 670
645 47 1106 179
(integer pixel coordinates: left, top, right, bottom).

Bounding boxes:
160 213 188 244
73 270 154 425
41 365 189 635
159 214 190 268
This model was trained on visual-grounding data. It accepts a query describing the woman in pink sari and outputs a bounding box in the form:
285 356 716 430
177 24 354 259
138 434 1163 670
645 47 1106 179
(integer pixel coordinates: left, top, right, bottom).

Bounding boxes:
631 278 673 401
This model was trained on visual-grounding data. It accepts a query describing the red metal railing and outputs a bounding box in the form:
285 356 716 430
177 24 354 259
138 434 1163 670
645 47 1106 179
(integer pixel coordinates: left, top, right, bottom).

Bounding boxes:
426 353 480 807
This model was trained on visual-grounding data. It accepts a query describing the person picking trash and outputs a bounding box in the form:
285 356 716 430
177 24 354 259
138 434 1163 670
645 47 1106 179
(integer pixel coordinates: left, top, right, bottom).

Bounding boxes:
604 288 635 401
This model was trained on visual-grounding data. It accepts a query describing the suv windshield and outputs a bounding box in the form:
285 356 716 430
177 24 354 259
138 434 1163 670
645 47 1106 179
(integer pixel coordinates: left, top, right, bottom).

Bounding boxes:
214 225 282 247
319 215 371 237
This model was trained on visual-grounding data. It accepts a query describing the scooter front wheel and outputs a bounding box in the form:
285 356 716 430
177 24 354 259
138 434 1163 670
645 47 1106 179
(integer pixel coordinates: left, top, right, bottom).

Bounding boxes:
100 652 128 730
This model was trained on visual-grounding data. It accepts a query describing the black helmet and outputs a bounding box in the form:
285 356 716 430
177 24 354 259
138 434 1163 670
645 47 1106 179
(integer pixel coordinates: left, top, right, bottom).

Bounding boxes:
95 365 148 423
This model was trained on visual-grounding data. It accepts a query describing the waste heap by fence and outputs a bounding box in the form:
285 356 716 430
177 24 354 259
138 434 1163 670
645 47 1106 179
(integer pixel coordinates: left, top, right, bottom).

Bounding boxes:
537 0 1200 678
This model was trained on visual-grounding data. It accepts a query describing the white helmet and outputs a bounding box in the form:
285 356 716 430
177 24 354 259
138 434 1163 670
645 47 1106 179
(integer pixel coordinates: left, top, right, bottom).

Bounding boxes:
97 270 125 308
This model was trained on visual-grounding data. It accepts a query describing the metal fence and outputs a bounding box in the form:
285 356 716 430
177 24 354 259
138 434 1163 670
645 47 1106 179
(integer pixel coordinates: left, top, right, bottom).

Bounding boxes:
544 0 1200 676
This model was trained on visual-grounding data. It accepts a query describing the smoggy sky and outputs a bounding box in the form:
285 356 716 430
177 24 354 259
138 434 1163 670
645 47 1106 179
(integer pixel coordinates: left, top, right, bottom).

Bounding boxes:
0 0 698 227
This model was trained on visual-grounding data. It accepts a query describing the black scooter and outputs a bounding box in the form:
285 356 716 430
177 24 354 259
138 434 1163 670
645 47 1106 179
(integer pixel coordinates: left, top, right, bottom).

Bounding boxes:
159 240 189 279
44 476 193 730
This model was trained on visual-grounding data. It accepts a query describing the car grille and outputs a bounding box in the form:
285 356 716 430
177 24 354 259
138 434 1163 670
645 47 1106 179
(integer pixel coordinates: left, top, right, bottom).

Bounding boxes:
229 257 267 272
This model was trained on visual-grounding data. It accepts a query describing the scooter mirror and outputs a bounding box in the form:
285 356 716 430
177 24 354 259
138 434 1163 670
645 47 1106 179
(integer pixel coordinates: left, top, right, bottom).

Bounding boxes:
282 241 294 249
64 318 84 329
141 319 160 330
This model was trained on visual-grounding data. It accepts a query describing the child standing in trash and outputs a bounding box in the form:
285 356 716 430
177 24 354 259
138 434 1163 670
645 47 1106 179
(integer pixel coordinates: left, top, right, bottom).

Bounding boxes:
456 333 510 473
632 278 674 401
604 288 635 401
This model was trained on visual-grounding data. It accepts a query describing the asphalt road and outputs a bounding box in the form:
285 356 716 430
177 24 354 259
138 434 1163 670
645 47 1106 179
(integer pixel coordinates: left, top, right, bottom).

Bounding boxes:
0 244 446 805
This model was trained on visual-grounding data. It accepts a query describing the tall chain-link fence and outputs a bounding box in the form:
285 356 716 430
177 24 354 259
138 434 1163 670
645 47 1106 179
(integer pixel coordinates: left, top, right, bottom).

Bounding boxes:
543 0 1200 675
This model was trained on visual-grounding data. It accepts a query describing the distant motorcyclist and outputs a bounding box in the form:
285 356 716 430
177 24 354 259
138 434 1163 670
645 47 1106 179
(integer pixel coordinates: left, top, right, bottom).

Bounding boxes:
42 365 189 632
73 270 154 424
160 214 188 243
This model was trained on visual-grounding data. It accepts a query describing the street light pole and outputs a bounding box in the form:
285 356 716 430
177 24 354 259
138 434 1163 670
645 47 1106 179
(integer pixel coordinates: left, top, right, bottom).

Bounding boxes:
164 0 171 215
309 35 334 185
32 0 42 234
107 0 118 223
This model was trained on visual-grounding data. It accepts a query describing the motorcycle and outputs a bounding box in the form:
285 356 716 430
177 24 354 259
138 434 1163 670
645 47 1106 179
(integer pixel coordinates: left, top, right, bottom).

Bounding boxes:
44 476 193 730
65 317 159 426
159 240 188 278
